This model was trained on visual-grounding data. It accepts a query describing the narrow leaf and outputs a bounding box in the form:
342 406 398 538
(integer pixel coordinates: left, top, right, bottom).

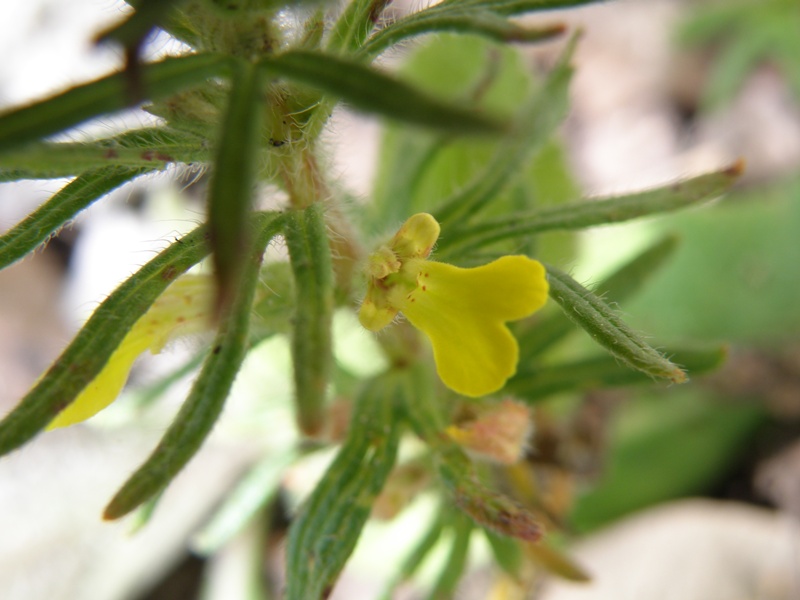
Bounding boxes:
192 448 298 555
428 514 473 600
0 126 208 182
0 166 151 270
0 53 233 154
103 213 284 519
285 371 403 600
379 512 445 600
207 61 263 315
258 50 506 135
364 9 564 58
484 528 524 579
546 265 687 383
0 218 219 455
327 0 392 54
510 346 727 401
438 0 605 14
434 34 575 225
518 235 679 357
361 0 600 57
400 365 543 542
284 204 334 436
440 161 745 254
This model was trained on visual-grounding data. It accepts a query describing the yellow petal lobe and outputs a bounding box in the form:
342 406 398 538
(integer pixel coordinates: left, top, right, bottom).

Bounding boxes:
398 256 548 397
390 212 440 259
47 275 213 429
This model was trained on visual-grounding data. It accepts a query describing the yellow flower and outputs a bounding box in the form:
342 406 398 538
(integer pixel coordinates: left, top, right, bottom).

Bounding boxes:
359 213 548 397
48 275 214 429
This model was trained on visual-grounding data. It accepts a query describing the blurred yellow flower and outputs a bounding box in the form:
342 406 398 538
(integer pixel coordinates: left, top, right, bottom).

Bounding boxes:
359 213 548 397
48 275 213 429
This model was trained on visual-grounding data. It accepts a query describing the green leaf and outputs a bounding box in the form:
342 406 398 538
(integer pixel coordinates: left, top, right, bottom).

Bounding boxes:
509 346 727 402
0 53 233 154
128 493 164 534
546 265 687 383
0 126 208 182
439 162 744 255
207 61 263 315
367 132 443 229
369 0 600 60
0 131 208 181
434 34 575 225
427 513 473 600
678 0 800 105
103 213 284 519
257 50 506 135
626 177 800 343
363 9 564 58
143 85 227 139
379 511 445 600
285 204 334 436
0 217 220 456
327 0 392 54
484 528 523 580
702 27 768 108
570 390 766 532
517 235 679 358
400 365 543 542
512 139 582 261
367 33 539 230
250 261 297 338
127 350 208 412
285 371 403 600
437 0 605 14
192 448 298 555
0 166 151 270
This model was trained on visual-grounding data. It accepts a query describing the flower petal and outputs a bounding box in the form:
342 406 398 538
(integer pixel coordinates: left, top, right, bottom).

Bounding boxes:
46 334 152 429
400 256 548 396
47 275 213 429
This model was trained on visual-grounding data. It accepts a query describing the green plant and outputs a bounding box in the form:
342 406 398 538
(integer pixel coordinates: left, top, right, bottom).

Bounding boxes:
0 0 746 596
680 0 800 106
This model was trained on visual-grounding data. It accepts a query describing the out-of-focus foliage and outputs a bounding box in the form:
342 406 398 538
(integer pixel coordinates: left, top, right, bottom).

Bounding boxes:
680 0 800 106
0 0 777 597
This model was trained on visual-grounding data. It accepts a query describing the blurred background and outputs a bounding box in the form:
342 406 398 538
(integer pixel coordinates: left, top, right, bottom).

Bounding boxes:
0 0 799 598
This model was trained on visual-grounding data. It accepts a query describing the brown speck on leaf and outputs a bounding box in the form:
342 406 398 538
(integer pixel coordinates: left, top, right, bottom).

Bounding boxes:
104 148 119 159
161 265 178 280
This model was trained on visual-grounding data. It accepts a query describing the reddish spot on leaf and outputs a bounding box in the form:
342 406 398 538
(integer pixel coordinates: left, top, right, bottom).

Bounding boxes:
161 265 178 281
